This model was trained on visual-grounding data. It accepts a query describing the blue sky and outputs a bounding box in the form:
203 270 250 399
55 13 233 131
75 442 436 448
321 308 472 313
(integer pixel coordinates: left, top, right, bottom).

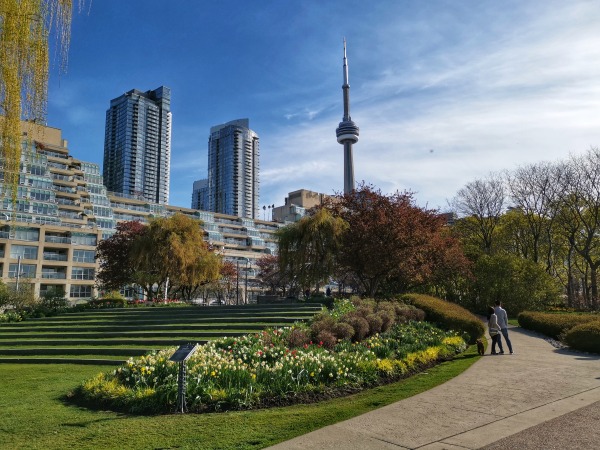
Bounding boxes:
46 0 600 214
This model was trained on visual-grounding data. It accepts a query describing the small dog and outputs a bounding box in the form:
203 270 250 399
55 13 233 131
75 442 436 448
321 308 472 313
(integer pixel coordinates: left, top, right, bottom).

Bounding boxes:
476 339 485 356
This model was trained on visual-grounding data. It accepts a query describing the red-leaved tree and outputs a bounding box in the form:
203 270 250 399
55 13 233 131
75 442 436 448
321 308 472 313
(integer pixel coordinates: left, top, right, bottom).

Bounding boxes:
95 221 147 292
327 184 469 297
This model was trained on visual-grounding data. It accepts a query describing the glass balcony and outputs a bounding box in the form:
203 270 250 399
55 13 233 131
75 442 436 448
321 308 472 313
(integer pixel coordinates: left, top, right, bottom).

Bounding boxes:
43 252 68 261
41 272 67 279
45 235 71 244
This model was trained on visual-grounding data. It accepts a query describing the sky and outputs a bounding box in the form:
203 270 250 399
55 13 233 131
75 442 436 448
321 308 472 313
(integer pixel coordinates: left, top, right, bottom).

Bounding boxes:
46 0 600 215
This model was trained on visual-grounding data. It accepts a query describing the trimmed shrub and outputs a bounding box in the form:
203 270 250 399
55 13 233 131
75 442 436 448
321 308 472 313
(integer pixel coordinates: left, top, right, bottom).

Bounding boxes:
518 311 599 339
316 330 338 349
378 309 396 332
88 297 126 308
356 303 375 318
366 313 383 334
341 313 370 341
332 322 354 340
310 315 336 340
563 321 600 353
286 327 311 348
394 303 426 323
403 294 484 344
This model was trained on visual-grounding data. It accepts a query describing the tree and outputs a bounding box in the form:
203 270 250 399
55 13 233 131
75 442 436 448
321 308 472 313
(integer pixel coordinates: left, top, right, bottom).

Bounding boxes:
277 208 348 293
470 253 561 314
0 279 11 309
328 184 467 297
1 1 82 202
420 227 472 302
96 215 221 301
506 162 560 270
256 254 292 295
131 213 221 301
96 221 147 292
554 149 600 309
450 174 506 254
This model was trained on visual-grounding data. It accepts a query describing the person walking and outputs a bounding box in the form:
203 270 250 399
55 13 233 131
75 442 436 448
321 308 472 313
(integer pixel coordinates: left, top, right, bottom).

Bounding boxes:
487 306 503 355
495 300 514 354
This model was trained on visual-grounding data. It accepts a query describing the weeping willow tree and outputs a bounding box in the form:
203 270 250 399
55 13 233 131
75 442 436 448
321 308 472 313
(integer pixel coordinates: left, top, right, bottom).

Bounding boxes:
276 208 348 293
0 0 81 205
130 214 222 301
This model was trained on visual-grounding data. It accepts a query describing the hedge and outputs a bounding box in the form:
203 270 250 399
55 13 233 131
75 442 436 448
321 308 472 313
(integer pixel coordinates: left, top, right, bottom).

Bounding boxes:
563 321 600 353
87 297 126 308
401 294 484 344
517 312 598 339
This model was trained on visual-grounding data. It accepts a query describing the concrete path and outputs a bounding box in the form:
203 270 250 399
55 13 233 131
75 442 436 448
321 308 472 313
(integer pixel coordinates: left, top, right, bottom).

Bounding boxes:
268 326 600 449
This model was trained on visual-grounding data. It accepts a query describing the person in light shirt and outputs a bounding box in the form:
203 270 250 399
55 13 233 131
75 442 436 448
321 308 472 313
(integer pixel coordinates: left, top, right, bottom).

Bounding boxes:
494 300 514 354
487 306 502 355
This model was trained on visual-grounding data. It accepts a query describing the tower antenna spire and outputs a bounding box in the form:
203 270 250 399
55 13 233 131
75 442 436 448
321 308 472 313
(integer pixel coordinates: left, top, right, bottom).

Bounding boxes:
336 39 359 194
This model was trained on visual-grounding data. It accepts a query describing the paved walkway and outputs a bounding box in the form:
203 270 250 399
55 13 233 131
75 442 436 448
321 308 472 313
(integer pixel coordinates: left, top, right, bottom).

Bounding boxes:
268 326 600 449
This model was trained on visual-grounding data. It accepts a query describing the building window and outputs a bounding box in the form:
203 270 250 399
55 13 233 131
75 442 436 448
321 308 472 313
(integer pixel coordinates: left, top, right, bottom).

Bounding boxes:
10 245 38 260
70 234 97 246
8 263 36 278
71 267 95 280
72 250 95 263
70 285 93 298
14 227 39 242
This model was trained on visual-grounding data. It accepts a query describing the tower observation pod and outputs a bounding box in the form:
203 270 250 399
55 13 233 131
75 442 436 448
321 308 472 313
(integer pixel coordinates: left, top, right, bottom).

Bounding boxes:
335 39 360 195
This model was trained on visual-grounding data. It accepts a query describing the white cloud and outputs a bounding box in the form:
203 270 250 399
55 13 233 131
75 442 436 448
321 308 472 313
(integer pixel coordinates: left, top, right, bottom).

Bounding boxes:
257 1 600 212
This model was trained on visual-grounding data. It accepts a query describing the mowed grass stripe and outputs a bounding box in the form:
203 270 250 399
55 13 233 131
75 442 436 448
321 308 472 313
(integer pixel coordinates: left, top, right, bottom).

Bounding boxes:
2 316 312 327
0 357 125 365
0 304 320 364
0 338 211 346
0 330 260 338
28 305 322 319
0 348 151 356
0 321 305 332
20 310 320 320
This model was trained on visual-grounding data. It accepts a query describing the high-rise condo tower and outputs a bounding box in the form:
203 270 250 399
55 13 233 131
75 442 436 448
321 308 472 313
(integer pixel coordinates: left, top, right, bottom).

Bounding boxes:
207 119 259 219
335 40 359 195
103 86 172 204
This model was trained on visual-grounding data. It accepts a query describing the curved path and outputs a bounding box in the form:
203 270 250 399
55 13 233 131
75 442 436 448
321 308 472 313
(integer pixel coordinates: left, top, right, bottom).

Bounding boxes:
268 326 600 449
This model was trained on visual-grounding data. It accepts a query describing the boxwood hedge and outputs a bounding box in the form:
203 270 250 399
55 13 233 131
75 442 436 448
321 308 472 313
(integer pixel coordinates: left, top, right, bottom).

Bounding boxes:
401 294 484 344
517 312 598 339
563 321 600 353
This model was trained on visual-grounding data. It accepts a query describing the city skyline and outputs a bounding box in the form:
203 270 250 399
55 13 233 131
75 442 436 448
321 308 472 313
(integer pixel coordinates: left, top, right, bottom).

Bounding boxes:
47 1 600 212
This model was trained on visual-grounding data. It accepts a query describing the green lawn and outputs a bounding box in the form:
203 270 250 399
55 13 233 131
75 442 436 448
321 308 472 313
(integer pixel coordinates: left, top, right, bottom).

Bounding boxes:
0 345 479 450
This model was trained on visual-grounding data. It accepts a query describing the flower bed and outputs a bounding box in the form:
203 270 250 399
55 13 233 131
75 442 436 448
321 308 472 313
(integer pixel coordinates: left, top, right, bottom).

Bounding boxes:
74 321 466 414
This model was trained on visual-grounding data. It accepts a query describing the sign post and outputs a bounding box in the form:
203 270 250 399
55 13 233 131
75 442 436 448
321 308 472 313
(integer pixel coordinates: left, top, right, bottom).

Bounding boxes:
169 343 199 413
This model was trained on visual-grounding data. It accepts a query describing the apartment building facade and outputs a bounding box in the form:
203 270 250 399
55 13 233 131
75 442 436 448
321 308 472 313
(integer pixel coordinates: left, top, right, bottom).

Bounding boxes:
0 122 278 302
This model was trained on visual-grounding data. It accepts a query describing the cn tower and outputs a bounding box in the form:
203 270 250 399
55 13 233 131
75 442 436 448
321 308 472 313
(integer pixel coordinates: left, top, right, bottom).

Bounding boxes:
335 39 360 195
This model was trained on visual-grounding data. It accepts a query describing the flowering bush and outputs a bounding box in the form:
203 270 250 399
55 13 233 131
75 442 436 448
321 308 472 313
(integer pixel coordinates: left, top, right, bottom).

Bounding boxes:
75 321 466 414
